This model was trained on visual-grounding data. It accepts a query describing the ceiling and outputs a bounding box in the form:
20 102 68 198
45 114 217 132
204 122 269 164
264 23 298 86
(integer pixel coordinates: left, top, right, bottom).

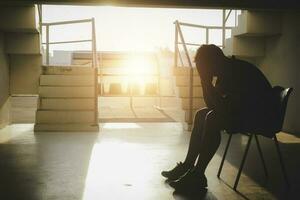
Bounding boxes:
2 0 300 10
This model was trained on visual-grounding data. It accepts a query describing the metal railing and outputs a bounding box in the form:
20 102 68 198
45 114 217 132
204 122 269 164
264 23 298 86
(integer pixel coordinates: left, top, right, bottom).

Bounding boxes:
41 18 99 125
42 18 98 67
174 9 238 129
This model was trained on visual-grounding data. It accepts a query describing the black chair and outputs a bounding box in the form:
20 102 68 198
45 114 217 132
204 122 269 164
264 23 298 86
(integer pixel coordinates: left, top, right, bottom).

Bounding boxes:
217 86 293 191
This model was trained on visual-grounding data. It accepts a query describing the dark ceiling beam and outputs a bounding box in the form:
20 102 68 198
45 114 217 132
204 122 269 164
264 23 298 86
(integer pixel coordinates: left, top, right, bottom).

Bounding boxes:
2 0 300 10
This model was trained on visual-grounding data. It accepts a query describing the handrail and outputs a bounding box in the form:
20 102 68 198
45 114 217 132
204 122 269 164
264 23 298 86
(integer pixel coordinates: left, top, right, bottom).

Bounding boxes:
42 18 94 26
42 39 92 45
174 9 238 130
41 18 96 67
175 21 234 30
175 21 194 127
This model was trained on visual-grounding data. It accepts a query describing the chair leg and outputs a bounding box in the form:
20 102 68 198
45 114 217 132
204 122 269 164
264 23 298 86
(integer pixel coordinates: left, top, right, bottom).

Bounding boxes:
217 133 233 178
274 135 290 188
233 134 253 191
254 134 269 178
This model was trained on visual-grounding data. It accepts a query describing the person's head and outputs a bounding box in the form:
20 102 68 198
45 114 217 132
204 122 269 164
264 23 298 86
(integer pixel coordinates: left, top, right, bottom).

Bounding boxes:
194 44 227 76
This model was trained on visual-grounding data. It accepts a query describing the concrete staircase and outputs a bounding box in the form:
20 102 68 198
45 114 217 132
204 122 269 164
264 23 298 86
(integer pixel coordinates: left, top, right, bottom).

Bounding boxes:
223 10 282 59
0 4 42 129
0 5 42 95
34 66 99 132
173 67 205 130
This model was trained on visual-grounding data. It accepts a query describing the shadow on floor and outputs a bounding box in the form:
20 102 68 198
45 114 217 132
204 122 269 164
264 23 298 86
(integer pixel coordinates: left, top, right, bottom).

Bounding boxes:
173 188 219 200
0 132 97 200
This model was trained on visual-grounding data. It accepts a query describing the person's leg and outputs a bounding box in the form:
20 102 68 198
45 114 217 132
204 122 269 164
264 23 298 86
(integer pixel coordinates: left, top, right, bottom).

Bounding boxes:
169 110 223 190
194 110 222 174
184 108 211 166
161 108 210 180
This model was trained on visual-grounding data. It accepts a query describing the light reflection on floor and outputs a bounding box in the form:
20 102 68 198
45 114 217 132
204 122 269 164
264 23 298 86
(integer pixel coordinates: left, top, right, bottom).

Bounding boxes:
0 123 298 199
102 123 142 129
83 123 184 200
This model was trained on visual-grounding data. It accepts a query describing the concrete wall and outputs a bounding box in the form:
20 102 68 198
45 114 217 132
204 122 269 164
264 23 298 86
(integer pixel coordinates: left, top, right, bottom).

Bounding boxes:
0 32 10 128
257 12 300 134
10 54 42 94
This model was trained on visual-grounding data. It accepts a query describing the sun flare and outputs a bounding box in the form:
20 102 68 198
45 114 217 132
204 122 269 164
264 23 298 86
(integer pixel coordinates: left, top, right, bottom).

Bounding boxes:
121 55 157 85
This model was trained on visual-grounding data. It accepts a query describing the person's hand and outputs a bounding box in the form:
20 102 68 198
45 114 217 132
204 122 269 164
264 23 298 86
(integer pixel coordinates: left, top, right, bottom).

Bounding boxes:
197 64 213 85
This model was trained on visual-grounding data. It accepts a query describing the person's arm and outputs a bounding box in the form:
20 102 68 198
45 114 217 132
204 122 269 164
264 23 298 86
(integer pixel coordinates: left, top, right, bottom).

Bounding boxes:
200 72 218 109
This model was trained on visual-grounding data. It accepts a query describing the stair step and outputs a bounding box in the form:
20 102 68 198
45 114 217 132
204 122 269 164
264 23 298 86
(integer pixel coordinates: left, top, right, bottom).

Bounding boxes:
10 54 42 95
176 86 203 98
34 123 99 132
36 110 96 124
0 5 39 33
39 86 95 98
233 11 281 37
180 98 206 109
5 32 41 54
42 66 95 75
175 76 201 86
39 98 95 110
223 37 264 57
173 67 198 76
40 75 94 86
184 109 198 123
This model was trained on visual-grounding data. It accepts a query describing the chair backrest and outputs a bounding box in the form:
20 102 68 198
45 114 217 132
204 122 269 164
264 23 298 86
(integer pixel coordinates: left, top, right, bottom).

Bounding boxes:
272 86 293 131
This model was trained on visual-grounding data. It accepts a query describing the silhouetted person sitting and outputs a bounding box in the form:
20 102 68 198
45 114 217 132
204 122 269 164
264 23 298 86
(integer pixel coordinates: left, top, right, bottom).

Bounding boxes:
162 44 279 192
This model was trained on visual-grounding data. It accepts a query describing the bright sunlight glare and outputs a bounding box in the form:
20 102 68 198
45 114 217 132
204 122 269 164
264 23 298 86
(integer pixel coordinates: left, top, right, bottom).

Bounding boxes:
102 123 141 129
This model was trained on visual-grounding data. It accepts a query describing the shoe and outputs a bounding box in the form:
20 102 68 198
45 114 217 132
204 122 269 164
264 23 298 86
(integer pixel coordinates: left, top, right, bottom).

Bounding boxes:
169 169 207 192
173 187 207 197
161 162 192 181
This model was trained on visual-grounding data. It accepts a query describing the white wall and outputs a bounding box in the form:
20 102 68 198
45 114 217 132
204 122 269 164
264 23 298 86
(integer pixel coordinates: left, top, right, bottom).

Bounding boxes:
0 32 10 128
257 12 300 134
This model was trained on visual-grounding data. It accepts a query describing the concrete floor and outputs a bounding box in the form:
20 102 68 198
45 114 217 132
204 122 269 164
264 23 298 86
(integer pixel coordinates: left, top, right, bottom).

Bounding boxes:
10 96 177 123
0 123 300 200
